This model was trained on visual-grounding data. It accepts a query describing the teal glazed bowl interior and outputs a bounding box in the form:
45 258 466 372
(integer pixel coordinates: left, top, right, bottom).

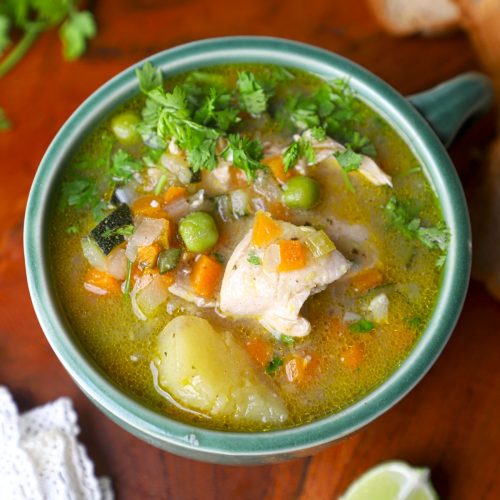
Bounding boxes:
25 36 490 464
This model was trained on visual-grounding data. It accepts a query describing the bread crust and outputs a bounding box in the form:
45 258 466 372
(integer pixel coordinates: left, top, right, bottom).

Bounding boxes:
367 0 461 36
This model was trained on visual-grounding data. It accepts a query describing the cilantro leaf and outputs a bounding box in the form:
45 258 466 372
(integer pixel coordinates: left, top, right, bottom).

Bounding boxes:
280 334 295 345
0 107 10 130
101 224 134 239
0 15 10 54
59 11 96 61
61 177 100 211
237 71 267 115
223 134 265 180
334 149 363 172
136 61 163 93
349 319 374 333
283 141 300 171
247 252 262 265
384 196 450 255
266 357 283 374
111 150 144 183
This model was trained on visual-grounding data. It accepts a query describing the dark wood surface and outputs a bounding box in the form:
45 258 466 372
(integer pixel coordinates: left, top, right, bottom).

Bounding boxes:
1 1 499 498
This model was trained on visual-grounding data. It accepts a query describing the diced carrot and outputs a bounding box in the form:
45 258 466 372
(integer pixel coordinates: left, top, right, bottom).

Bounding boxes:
267 200 292 220
351 267 384 293
263 156 294 183
163 186 187 204
131 195 167 218
137 243 162 269
228 166 248 188
341 343 364 370
84 268 121 295
245 337 274 367
159 270 176 287
278 240 307 272
330 317 348 337
191 255 223 298
252 211 282 247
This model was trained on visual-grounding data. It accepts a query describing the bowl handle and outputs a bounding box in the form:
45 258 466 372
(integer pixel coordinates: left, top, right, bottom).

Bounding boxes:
408 72 494 147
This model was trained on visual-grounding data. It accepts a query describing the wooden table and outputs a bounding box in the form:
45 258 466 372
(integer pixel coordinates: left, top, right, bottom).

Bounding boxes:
1 1 499 498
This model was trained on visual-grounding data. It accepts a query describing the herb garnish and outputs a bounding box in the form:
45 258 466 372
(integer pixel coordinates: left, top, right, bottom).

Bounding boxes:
101 224 134 239
334 149 363 192
384 196 449 264
349 319 375 333
280 334 295 345
247 252 262 265
266 357 283 374
282 135 317 172
111 150 144 183
236 71 268 116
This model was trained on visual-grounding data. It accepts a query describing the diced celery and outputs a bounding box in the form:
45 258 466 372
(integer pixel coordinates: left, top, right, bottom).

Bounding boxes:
304 230 336 257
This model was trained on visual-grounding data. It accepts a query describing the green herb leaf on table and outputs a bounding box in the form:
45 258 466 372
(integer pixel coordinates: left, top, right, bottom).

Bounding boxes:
0 106 10 130
59 11 96 61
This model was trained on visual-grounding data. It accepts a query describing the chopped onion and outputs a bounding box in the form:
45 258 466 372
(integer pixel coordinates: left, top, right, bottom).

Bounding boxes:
130 274 153 320
106 248 128 280
164 196 190 220
230 189 250 218
136 274 169 317
126 218 167 261
367 293 389 324
161 153 192 184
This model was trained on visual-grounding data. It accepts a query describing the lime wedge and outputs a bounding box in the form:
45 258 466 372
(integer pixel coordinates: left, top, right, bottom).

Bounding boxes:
340 461 439 500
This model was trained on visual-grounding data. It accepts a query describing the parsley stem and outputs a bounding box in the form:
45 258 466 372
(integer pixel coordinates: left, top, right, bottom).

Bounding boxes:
154 174 168 196
124 260 133 296
0 25 44 78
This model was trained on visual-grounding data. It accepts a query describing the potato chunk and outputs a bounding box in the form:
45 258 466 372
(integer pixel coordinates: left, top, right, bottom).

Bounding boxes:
155 315 288 424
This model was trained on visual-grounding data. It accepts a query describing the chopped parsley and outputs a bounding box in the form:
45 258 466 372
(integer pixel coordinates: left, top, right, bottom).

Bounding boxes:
222 134 265 180
280 334 295 345
236 71 268 115
282 135 317 172
384 196 449 259
266 357 283 374
334 148 363 192
111 150 144 183
136 62 163 93
101 224 134 239
349 319 375 333
65 224 80 235
247 252 262 265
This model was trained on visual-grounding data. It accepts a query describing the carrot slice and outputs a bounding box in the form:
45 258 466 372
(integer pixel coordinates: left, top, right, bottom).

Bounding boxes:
263 156 294 183
136 243 162 269
163 186 187 204
341 343 364 370
252 211 282 247
191 255 223 298
278 240 307 272
84 268 121 295
131 195 166 218
351 267 384 293
245 337 274 367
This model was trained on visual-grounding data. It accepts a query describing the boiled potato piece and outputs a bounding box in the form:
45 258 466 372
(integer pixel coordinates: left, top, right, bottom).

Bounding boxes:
155 315 288 424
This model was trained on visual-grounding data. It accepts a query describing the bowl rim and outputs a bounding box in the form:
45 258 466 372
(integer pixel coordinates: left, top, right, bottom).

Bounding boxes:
24 35 470 459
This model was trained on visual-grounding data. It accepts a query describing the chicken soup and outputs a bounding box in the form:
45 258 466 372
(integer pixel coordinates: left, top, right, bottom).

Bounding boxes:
50 63 448 431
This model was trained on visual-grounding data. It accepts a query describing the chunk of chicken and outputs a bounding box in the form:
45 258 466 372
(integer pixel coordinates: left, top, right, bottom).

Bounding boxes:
297 130 393 187
219 219 351 337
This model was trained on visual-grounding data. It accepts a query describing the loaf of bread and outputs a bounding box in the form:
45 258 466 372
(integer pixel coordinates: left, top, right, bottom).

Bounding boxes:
366 0 461 35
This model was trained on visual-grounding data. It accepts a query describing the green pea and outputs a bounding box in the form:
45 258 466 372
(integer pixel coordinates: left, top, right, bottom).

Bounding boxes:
282 176 320 209
179 212 219 253
111 111 140 144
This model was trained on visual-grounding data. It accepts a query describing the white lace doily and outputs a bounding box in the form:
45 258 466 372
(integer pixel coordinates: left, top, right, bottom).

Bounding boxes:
0 386 113 500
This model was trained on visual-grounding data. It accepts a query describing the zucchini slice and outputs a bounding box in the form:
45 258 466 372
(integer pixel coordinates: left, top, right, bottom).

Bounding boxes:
90 203 133 255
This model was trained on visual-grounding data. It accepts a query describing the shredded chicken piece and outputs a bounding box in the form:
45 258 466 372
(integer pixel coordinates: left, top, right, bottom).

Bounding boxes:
297 130 393 187
219 219 351 337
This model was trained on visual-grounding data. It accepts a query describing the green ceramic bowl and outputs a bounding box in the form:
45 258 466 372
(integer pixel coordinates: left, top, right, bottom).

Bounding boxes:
24 36 492 464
